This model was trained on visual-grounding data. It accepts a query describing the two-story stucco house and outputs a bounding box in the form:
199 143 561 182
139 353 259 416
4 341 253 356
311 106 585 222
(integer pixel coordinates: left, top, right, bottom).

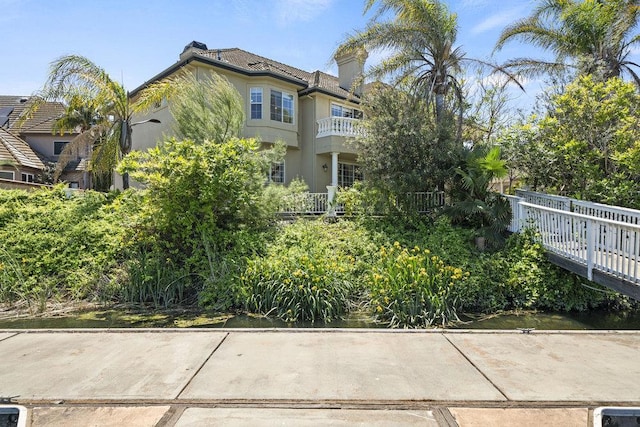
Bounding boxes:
129 41 367 193
0 96 88 189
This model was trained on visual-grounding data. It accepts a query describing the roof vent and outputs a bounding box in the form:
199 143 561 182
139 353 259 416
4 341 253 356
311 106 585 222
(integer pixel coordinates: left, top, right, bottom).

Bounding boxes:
19 97 28 103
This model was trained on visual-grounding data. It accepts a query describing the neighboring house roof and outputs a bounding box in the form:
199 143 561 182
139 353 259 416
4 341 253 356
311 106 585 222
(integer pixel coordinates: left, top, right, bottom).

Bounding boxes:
0 95 69 135
130 44 360 102
0 127 45 170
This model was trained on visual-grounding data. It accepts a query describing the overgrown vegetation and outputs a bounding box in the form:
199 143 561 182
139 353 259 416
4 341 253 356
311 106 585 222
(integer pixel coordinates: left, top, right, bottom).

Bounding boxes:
0 185 629 326
500 76 640 208
6 1 640 327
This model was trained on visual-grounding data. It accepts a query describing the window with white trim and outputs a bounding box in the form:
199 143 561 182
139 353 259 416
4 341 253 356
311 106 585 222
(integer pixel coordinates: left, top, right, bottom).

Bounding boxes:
250 88 262 119
331 104 363 119
54 141 68 156
338 163 363 188
0 171 15 180
270 90 294 124
269 161 285 183
21 173 34 183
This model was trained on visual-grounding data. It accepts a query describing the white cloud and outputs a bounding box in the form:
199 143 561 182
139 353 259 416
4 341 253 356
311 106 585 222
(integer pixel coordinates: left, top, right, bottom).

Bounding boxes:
275 0 333 27
470 8 524 35
459 0 490 8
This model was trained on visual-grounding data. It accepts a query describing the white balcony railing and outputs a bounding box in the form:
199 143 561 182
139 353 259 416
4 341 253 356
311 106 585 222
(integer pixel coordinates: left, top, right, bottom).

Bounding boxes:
316 117 364 138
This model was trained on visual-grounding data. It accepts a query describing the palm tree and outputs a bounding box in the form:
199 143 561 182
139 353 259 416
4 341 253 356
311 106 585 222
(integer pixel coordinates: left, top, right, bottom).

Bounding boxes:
447 146 512 246
495 0 640 85
22 55 150 189
336 0 520 133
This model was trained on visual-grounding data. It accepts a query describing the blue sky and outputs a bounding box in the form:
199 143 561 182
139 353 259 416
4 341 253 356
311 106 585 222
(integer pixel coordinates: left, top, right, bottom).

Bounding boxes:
1 0 552 111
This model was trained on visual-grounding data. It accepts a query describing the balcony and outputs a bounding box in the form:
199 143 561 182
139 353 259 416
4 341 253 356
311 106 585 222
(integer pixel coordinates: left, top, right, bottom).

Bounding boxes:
316 117 364 138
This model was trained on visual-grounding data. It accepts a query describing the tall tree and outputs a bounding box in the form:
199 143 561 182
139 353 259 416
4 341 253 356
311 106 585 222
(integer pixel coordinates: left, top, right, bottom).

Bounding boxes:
355 83 459 194
495 0 640 85
337 0 519 133
22 55 152 189
501 75 640 207
135 73 244 145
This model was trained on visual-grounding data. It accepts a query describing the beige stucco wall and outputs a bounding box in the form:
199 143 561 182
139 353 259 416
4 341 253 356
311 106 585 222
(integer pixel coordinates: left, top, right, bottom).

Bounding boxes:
22 133 77 159
128 61 363 193
0 177 50 190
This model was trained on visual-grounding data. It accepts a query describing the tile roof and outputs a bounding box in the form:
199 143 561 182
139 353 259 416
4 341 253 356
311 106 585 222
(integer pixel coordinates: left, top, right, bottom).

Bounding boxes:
0 95 69 134
131 45 361 101
0 127 45 170
193 48 358 100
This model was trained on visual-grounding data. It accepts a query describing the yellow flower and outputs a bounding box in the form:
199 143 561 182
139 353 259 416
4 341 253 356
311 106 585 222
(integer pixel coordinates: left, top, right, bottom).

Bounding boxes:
393 241 401 248
312 286 318 291
376 305 383 313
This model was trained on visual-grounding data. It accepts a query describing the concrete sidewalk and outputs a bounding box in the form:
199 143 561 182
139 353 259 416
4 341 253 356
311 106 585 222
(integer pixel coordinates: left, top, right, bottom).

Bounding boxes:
0 329 638 426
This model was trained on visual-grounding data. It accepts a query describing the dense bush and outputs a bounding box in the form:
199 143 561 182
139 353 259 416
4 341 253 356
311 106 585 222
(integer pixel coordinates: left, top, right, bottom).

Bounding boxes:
0 185 626 323
238 220 378 322
357 216 617 318
118 137 283 306
366 242 467 327
0 187 133 309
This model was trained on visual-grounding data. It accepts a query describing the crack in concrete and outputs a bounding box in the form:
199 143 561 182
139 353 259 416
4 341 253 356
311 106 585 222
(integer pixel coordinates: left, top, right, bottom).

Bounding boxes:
443 334 510 401
175 332 229 399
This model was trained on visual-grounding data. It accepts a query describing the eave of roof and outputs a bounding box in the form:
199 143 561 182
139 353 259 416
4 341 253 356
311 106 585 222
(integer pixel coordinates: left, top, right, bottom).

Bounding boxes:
0 96 77 135
0 127 45 170
130 48 362 103
130 54 309 97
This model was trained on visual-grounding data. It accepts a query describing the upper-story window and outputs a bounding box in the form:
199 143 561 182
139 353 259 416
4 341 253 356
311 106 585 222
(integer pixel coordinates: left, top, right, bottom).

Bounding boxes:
331 104 363 119
270 90 294 124
54 141 68 156
21 173 34 183
250 88 262 119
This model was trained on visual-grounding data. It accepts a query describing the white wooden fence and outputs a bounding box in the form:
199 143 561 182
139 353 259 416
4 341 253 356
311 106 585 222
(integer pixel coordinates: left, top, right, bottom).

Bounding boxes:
277 191 445 216
277 193 333 215
507 191 640 285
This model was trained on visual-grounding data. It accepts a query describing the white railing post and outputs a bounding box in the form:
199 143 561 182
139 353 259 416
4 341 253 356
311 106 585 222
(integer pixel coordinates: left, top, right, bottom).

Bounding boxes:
517 197 526 233
326 185 337 217
586 219 596 281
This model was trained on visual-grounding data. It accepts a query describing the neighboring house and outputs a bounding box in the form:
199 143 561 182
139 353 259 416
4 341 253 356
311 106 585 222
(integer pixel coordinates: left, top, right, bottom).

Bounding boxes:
0 127 45 189
0 95 88 189
129 41 367 192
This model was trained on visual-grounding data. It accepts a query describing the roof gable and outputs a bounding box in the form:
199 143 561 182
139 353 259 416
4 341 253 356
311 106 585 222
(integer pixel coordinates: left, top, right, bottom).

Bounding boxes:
0 95 70 135
0 127 45 170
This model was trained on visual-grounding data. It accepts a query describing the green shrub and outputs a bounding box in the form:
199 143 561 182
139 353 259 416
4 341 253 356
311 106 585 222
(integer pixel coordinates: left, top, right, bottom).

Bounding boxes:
119 250 194 308
238 219 379 322
242 246 353 322
366 242 467 327
0 187 133 309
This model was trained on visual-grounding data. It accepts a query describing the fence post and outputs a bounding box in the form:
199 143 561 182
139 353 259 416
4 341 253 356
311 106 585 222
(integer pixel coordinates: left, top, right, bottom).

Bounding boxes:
586 219 596 281
326 185 337 217
516 197 526 233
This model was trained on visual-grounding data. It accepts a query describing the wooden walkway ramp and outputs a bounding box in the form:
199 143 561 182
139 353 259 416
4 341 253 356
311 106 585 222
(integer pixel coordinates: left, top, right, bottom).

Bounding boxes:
505 190 640 300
